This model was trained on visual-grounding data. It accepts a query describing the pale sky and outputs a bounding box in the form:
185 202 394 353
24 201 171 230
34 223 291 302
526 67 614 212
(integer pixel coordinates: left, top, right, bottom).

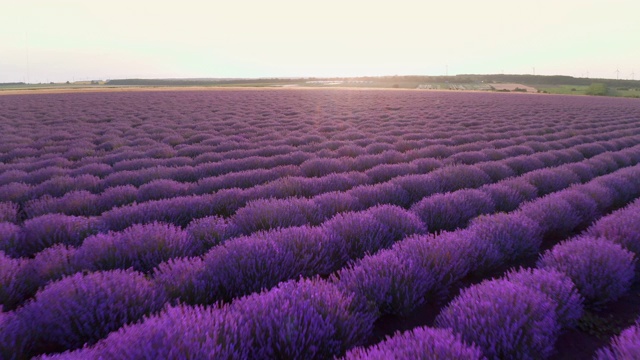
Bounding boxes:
1 0 639 83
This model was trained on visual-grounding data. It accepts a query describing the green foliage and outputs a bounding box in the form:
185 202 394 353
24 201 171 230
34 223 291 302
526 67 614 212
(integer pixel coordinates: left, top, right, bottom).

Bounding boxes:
586 83 608 96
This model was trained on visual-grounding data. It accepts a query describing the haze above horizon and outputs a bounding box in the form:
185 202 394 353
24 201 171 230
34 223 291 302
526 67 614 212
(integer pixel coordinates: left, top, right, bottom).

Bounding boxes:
1 0 638 84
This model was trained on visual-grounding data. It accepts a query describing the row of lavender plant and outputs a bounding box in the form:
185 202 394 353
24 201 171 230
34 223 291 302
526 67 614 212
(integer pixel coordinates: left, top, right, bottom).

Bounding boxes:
5 167 640 358
4 126 638 219
56 140 640 238
2 144 640 313
4 91 634 170
343 180 640 359
3 120 635 185
434 201 640 359
2 91 640 358
72 143 640 238
8 126 640 208
0 143 634 282
0 156 640 358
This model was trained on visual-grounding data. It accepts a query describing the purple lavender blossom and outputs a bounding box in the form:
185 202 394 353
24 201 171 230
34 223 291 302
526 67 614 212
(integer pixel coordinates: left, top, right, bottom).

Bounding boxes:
435 279 559 360
0 202 19 223
231 197 318 234
595 321 640 360
17 214 100 257
343 326 484 360
537 236 636 307
469 212 543 264
587 199 640 256
503 268 584 328
411 189 495 232
73 222 196 272
332 247 436 316
4 269 166 357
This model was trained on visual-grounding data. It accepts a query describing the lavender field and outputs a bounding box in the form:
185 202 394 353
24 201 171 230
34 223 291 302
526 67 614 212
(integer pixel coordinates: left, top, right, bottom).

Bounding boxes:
2 89 640 359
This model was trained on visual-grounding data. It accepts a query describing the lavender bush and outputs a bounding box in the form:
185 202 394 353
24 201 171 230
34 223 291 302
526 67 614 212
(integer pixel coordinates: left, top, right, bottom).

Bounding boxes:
24 190 100 218
0 202 18 223
410 189 495 232
537 236 636 307
4 269 166 358
587 199 640 256
519 197 582 238
322 211 395 259
332 248 436 316
435 279 559 360
73 222 196 273
343 326 484 360
197 225 346 303
0 222 23 258
185 215 239 253
231 197 318 234
503 268 584 328
17 214 100 257
595 321 640 360
469 212 543 264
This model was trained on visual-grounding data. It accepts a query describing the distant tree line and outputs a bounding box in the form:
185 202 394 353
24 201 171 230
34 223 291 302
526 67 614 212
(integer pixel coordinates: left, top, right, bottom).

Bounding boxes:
104 75 640 89
0 82 26 86
105 79 295 86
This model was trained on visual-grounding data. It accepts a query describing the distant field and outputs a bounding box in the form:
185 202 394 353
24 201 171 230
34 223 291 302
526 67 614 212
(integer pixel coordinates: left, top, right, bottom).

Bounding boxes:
538 84 640 98
4 79 639 99
1 90 640 359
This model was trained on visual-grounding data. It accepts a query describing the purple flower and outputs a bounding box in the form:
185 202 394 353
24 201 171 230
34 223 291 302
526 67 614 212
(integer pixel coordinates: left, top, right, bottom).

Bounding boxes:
231 197 318 234
312 192 365 224
300 157 349 177
469 212 543 264
230 278 376 359
343 326 484 360
185 215 239 253
0 252 36 311
199 226 346 303
153 256 206 304
24 190 100 218
537 236 636 307
475 161 516 182
96 185 138 211
523 168 580 196
411 189 495 232
0 182 31 203
393 231 494 299
18 214 100 257
333 247 436 316
480 183 526 212
6 269 166 357
0 202 18 223
323 211 395 259
347 183 412 208
519 196 581 238
595 321 640 360
435 279 559 360
136 179 191 202
74 222 196 273
587 199 640 256
504 268 584 328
